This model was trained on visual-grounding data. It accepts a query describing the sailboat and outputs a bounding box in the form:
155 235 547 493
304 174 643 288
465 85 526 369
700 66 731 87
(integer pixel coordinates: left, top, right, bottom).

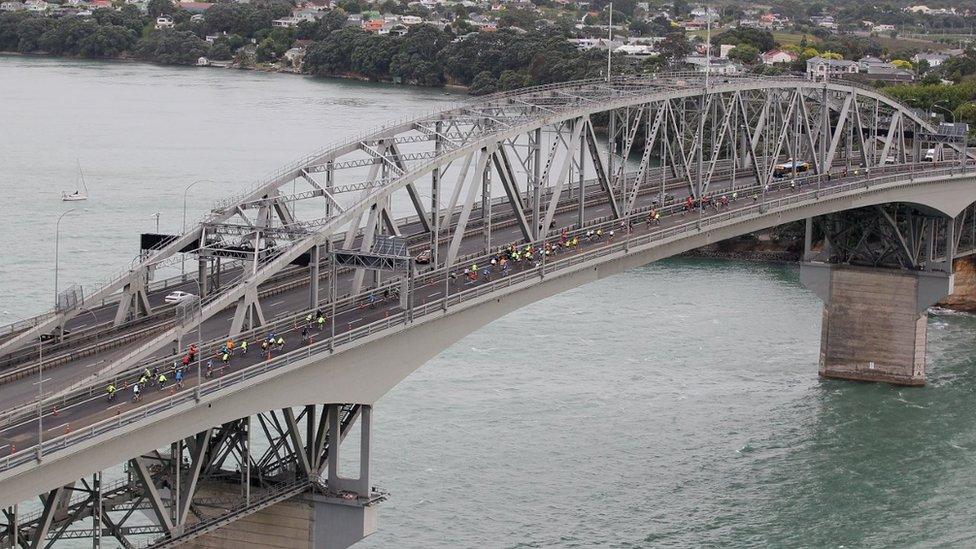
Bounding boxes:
61 161 89 202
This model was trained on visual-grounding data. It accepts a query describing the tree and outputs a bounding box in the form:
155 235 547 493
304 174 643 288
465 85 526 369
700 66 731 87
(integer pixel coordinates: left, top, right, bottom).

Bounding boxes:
0 12 29 51
670 0 688 18
38 19 99 55
497 69 528 90
711 28 774 52
497 8 539 30
891 59 912 70
656 32 690 66
727 44 759 65
207 41 233 60
915 58 930 75
15 16 54 52
296 10 347 41
469 70 497 95
135 29 208 64
147 0 173 18
628 19 650 36
336 0 361 14
77 25 137 57
955 102 976 129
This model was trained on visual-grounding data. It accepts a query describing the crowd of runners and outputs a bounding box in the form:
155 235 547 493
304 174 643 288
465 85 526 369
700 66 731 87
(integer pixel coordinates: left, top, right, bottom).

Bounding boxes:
101 174 809 406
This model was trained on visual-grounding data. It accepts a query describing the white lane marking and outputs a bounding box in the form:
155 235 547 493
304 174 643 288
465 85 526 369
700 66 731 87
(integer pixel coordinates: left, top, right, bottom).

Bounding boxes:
270 300 285 307
86 359 106 369
108 403 127 410
75 323 89 329
427 293 439 298
32 377 52 386
0 444 8 452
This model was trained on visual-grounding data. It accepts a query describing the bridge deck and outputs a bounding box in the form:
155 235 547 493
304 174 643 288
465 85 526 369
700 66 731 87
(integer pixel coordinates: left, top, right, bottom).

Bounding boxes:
0 161 968 469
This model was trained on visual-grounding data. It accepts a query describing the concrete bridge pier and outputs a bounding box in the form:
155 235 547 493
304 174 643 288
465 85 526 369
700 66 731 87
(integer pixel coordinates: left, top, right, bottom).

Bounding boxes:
185 493 379 549
800 262 953 386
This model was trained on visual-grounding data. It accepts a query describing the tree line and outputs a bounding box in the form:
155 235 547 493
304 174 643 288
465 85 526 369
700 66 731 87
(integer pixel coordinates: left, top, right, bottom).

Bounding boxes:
0 0 291 64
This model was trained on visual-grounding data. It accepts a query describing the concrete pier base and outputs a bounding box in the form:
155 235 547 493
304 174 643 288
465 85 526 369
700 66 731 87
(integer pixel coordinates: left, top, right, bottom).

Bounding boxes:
184 491 380 549
800 262 953 386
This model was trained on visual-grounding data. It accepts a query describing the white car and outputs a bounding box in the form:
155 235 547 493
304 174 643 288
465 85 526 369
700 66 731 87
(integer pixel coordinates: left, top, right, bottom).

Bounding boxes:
164 290 197 304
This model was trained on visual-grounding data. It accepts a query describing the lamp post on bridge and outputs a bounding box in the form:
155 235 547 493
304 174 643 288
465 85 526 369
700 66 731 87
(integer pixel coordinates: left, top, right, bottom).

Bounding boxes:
53 208 79 312
45 207 86 454
931 101 965 168
36 334 42 461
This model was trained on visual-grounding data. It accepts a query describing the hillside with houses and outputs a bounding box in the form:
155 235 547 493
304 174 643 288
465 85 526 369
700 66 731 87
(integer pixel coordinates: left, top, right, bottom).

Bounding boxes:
1 0 975 130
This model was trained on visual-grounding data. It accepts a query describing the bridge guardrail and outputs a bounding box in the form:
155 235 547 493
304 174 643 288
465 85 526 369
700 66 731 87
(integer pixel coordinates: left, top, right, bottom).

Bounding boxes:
0 161 970 475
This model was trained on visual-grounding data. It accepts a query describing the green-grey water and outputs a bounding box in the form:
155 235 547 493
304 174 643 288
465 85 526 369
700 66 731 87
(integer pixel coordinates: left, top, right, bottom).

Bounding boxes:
3 56 976 548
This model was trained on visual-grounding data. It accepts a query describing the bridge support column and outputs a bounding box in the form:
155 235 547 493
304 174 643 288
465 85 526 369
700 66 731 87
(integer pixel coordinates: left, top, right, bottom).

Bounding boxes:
801 262 953 386
198 257 209 298
310 244 321 310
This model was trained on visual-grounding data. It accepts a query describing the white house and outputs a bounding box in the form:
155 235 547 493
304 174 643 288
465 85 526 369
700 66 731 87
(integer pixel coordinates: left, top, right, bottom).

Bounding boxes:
272 16 301 27
905 4 932 13
810 15 836 29
806 57 859 78
154 16 175 29
614 44 657 57
761 49 798 65
872 24 895 33
0 1 25 10
686 55 743 75
912 52 950 67
400 14 422 25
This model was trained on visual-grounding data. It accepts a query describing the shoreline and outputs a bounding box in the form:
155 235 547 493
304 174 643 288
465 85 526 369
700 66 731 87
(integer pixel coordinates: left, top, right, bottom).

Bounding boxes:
0 50 471 93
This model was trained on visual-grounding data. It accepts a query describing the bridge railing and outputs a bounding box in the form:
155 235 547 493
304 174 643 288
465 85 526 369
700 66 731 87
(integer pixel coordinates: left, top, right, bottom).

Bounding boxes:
1 161 970 476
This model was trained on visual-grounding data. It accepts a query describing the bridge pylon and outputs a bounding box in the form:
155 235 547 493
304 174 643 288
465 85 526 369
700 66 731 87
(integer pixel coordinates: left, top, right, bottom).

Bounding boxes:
800 205 968 385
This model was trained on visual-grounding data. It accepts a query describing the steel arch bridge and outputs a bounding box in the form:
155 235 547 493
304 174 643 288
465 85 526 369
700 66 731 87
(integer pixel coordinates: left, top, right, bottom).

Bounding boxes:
0 73 974 548
2 73 970 368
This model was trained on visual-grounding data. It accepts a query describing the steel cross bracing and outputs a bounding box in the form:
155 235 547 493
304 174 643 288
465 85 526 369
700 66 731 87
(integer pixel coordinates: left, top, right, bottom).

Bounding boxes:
0 404 370 548
1 73 972 390
812 203 976 270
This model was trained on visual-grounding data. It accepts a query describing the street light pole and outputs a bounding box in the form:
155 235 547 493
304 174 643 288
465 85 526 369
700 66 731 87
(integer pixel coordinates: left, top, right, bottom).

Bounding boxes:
54 208 78 311
932 102 964 167
182 180 214 278
36 334 43 461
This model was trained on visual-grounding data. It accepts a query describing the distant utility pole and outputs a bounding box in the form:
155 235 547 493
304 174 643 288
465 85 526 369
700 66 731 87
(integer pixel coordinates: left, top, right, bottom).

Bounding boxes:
705 3 711 89
606 0 613 82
